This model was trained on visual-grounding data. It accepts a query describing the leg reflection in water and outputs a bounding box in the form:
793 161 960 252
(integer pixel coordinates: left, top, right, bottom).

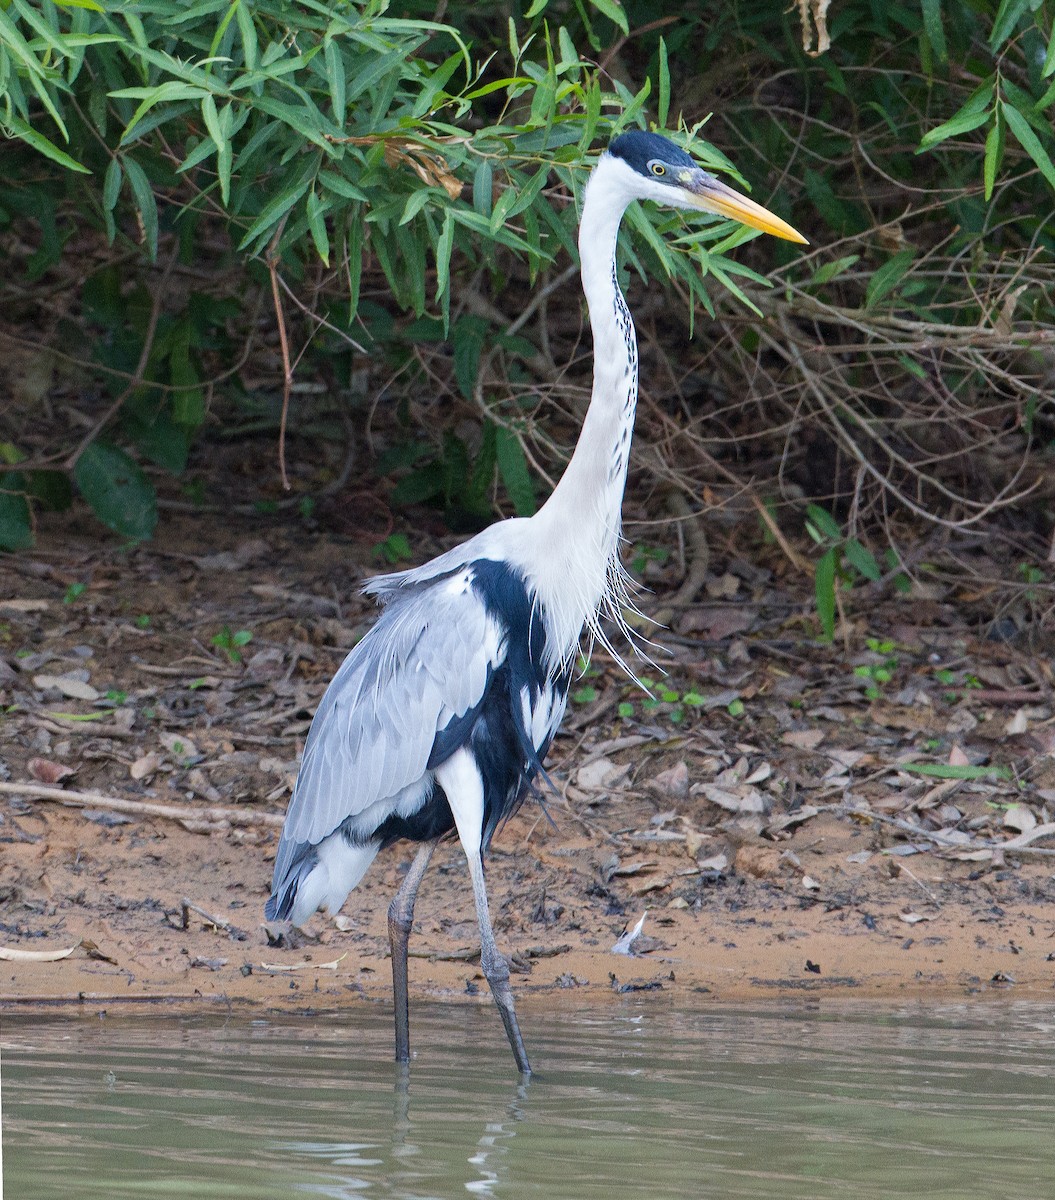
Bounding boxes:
389 1066 531 1198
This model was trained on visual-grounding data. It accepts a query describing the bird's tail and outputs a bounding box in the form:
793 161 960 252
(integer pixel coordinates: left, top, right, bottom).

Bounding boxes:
265 832 380 927
265 838 318 922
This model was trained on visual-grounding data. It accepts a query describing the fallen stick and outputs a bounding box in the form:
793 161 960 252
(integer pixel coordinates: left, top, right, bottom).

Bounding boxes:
181 898 234 932
0 780 284 828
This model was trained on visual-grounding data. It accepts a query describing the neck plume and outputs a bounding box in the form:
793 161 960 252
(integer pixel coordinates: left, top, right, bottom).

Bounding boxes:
530 156 640 662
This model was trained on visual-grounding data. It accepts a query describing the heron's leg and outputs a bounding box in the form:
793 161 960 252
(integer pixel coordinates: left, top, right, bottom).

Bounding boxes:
464 846 531 1075
435 747 532 1075
388 839 437 1063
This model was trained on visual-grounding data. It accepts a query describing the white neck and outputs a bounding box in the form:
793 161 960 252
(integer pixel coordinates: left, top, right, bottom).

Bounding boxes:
526 155 641 662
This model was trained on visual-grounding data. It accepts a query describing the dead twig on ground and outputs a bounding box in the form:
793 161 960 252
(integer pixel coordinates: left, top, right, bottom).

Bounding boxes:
0 781 284 828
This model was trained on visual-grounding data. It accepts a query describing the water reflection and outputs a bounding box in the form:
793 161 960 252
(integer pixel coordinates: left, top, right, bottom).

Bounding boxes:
5 1001 1055 1199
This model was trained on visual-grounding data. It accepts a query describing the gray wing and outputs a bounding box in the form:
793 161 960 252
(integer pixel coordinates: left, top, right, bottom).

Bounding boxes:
280 568 505 851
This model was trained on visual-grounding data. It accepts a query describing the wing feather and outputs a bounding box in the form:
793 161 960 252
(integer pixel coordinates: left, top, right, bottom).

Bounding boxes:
281 572 504 849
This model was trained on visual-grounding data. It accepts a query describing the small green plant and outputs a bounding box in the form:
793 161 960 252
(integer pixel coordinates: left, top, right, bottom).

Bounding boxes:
934 666 982 703
63 582 87 604
211 626 253 664
373 533 413 565
853 638 900 699
135 614 151 629
1018 562 1045 601
104 689 128 705
805 505 883 641
616 684 708 725
572 685 599 704
630 544 669 574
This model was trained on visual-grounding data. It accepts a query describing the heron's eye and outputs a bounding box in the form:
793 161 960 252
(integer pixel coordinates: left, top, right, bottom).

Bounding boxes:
650 162 666 177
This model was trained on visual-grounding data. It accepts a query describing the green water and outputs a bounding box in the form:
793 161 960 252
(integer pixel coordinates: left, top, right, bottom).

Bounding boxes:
3 1001 1053 1198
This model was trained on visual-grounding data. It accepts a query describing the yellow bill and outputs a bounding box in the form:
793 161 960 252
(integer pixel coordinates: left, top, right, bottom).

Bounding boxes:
683 173 808 244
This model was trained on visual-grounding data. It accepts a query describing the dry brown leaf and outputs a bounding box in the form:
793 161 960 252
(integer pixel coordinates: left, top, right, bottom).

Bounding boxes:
28 757 75 785
745 761 773 784
1003 805 1036 835
1004 708 1029 736
130 752 162 781
697 852 729 873
33 673 100 701
948 745 970 766
577 758 629 791
650 761 689 800
611 859 658 878
697 783 767 813
782 729 826 751
0 943 77 962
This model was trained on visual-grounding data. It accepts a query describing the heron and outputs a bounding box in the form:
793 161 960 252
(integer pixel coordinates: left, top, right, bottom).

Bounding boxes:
265 130 806 1073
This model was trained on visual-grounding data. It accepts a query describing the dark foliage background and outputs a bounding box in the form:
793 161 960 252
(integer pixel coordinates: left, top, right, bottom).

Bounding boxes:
1 0 1053 628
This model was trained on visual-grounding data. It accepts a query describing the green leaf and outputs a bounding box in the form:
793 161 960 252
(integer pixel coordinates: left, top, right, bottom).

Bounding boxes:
435 208 455 306
919 108 991 153
122 157 158 261
496 427 536 516
238 167 313 250
865 248 916 309
200 93 225 151
989 0 1032 49
73 443 157 541
1044 21 1055 78
657 36 670 128
103 157 122 211
805 503 843 541
318 170 367 202
4 116 90 173
810 255 860 287
844 539 881 581
1003 101 1055 191
451 315 488 402
112 81 209 142
588 0 629 35
27 471 72 512
983 118 1003 200
814 547 837 642
306 187 330 265
900 762 1011 780
0 483 33 551
323 37 346 125
235 0 258 71
920 0 947 62
126 410 189 474
391 462 445 507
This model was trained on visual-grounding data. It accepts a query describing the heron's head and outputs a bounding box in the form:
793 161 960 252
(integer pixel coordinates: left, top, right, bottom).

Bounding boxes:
606 130 807 244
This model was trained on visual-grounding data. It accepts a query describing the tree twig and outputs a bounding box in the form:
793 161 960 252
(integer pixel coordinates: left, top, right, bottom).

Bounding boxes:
0 781 284 828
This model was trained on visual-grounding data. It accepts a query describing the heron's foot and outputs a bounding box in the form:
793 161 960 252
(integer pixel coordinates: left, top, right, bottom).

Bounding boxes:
481 955 531 1074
